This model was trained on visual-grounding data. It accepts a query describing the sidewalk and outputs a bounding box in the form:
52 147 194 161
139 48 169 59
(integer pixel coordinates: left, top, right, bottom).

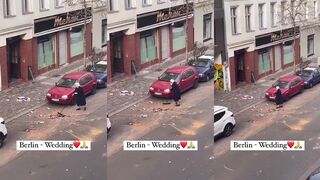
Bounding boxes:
214 58 318 114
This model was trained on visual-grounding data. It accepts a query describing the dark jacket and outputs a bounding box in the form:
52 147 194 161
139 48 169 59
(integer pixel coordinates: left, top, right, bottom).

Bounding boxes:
171 82 181 102
275 89 283 105
75 87 86 106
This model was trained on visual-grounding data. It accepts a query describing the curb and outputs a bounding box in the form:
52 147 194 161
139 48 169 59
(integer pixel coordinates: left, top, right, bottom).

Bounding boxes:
234 99 266 116
6 102 47 124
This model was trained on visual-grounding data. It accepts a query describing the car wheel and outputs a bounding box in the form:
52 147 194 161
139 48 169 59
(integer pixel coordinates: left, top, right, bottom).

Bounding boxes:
309 83 313 88
223 124 234 137
193 80 199 89
0 134 5 148
206 75 210 82
91 85 97 95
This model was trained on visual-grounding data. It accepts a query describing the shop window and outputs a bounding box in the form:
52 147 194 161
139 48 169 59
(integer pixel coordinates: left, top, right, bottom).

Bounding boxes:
203 13 212 40
308 34 314 56
102 19 108 46
38 35 54 69
172 22 186 52
283 41 294 65
70 27 84 57
140 30 157 64
258 48 271 74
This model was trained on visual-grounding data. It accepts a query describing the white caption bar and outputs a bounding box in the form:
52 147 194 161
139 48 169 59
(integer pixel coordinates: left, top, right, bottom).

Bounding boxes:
16 141 91 151
123 140 198 151
230 140 305 151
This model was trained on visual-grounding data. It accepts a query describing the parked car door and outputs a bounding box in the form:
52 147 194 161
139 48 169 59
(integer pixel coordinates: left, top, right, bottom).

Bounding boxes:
79 75 91 95
214 111 226 137
180 71 189 92
292 79 301 95
185 69 195 90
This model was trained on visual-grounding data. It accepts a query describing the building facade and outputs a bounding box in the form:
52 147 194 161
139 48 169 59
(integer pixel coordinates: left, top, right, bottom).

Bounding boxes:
91 0 214 82
0 0 92 91
220 0 319 91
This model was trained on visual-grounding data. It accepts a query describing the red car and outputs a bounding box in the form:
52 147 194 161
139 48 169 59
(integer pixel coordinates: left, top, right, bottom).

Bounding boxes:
149 66 199 98
265 75 304 101
47 72 97 104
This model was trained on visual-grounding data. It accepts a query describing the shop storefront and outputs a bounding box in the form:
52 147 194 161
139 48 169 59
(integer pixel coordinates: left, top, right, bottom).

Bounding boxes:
33 8 92 75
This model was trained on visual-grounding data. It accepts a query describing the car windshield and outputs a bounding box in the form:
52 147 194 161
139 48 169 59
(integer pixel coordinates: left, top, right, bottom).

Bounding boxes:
90 64 107 73
56 77 77 88
301 70 313 77
273 80 289 89
189 59 210 67
158 72 179 82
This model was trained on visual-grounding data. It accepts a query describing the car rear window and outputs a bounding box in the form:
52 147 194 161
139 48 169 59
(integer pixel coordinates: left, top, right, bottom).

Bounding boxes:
214 111 226 123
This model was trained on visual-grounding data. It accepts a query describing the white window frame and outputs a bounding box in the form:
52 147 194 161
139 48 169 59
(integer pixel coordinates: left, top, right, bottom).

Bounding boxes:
107 0 118 12
143 0 152 6
3 0 16 17
231 7 238 35
203 13 212 40
305 2 309 19
314 1 318 18
39 0 50 11
245 5 252 32
22 0 33 14
258 3 266 29
281 1 287 24
125 0 136 9
307 34 314 56
101 19 108 46
157 0 166 4
271 2 276 27
55 0 63 8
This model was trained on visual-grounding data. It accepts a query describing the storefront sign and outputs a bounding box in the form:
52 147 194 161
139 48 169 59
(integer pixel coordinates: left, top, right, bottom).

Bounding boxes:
137 3 193 29
255 27 300 47
34 8 92 34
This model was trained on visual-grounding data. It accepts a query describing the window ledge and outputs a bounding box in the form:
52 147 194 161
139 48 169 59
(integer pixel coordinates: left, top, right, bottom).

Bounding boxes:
232 33 242 36
55 6 64 9
107 10 119 14
259 28 267 30
203 38 212 42
142 4 152 7
246 30 255 33
307 53 314 57
271 25 277 28
102 43 108 48
125 7 136 10
22 11 33 15
4 15 16 18
40 8 50 12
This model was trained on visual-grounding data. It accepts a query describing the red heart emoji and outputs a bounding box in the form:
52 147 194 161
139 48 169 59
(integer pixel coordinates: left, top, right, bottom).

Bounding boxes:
287 141 294 148
73 141 80 148
180 141 187 148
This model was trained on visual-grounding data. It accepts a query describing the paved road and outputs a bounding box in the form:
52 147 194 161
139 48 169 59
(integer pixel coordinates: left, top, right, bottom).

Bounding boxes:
212 82 320 180
107 81 214 180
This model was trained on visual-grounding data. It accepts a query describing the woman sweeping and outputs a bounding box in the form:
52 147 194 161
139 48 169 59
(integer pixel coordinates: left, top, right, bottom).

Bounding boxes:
275 86 283 109
170 79 181 106
74 82 87 111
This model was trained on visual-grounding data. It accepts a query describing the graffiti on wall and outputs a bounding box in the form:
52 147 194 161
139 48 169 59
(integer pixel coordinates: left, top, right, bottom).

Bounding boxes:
214 64 224 90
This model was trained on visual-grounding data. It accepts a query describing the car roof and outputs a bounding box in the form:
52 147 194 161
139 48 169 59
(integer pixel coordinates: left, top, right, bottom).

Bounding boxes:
278 75 299 81
97 61 108 65
214 105 228 114
63 72 90 79
166 66 192 74
198 55 214 60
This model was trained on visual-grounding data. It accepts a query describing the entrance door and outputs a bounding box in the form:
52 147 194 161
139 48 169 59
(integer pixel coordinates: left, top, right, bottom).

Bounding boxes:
235 51 245 83
59 31 67 66
161 26 169 60
111 35 124 74
274 45 281 71
7 38 21 81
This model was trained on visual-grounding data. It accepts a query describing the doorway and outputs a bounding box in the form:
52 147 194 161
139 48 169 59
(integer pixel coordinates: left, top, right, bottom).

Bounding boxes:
234 49 246 84
7 37 21 83
110 32 124 77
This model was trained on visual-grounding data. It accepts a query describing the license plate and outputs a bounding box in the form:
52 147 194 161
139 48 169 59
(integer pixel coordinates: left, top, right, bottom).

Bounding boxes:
155 92 162 96
270 96 275 99
52 98 59 102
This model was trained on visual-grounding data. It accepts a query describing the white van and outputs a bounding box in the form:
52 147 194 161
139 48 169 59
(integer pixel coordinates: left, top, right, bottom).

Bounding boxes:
107 114 111 134
214 106 236 137
0 117 7 147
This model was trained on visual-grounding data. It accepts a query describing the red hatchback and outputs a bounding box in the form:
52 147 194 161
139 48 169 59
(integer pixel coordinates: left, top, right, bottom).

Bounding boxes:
265 75 304 101
149 66 199 98
47 72 97 104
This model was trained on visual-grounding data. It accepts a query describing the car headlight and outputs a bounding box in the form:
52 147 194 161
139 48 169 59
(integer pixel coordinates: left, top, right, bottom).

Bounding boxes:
304 81 308 84
265 92 269 95
97 79 102 83
47 93 51 97
199 73 204 77
149 87 154 91
164 89 170 93
61 95 68 100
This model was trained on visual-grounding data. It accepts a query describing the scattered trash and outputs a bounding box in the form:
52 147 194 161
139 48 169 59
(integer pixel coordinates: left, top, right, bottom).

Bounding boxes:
141 114 148 118
181 168 186 171
224 165 234 171
5 99 10 102
47 107 51 110
133 105 137 107
163 101 171 105
17 96 31 102
168 161 172 164
209 155 214 160
257 170 263 176
130 108 135 111
30 110 34 113
35 121 45 124
65 169 69 172
109 93 114 96
257 114 265 117
153 108 169 112
128 122 134 125
48 112 67 119
242 95 253 100
149 101 153 104
120 90 134 96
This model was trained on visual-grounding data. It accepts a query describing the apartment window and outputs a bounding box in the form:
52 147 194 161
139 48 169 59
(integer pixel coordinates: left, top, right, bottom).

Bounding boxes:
3 0 16 17
281 1 286 24
203 14 212 40
143 0 152 6
314 1 318 17
125 0 136 9
230 7 238 34
55 0 63 8
259 4 265 29
40 0 50 11
245 5 252 32
308 34 314 56
22 0 33 14
271 2 276 26
102 19 108 46
305 2 309 19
